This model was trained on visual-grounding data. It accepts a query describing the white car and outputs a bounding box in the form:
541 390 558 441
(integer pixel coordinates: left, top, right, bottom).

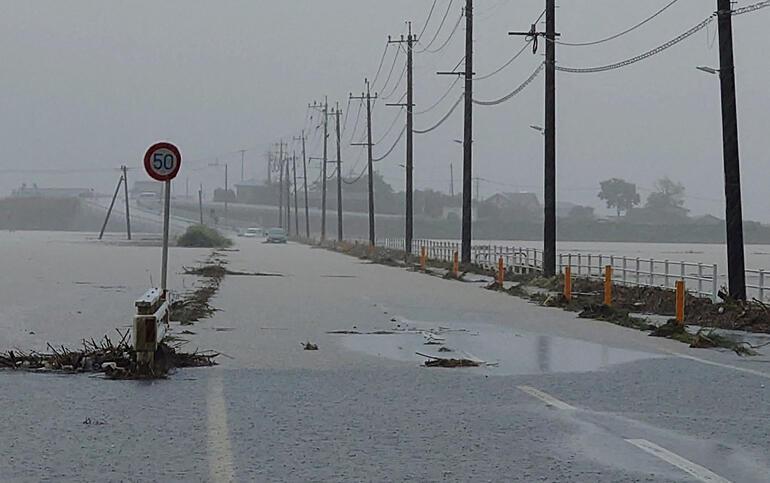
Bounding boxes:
242 227 264 238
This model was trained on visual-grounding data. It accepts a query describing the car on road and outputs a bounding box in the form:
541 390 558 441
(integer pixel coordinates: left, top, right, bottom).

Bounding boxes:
241 227 264 238
266 227 287 244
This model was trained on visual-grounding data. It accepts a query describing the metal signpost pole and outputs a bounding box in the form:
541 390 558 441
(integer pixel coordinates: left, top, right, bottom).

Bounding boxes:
161 180 171 295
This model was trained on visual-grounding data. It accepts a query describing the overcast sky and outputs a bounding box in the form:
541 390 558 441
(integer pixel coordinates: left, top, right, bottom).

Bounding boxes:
1 0 768 220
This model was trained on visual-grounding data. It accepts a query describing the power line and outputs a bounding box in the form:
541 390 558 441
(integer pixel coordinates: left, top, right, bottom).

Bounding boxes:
473 62 544 106
370 44 391 88
475 40 532 81
377 47 402 93
415 77 460 115
414 93 464 134
418 0 439 38
373 125 407 162
557 0 682 47
556 14 716 74
733 0 770 15
381 58 408 100
375 107 405 144
421 14 463 54
415 0 455 53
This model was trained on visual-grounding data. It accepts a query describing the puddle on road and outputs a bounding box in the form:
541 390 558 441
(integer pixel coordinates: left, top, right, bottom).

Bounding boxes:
339 320 662 376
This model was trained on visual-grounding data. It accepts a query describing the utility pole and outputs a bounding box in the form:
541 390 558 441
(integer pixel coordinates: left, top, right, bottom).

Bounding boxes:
387 23 416 255
294 131 311 238
278 141 284 228
462 0 474 264
98 173 124 240
198 184 204 225
239 149 246 181
121 165 131 240
292 151 299 237
266 151 273 186
351 80 378 246
717 0 746 300
285 155 291 234
332 103 344 241
310 98 329 241
511 0 558 276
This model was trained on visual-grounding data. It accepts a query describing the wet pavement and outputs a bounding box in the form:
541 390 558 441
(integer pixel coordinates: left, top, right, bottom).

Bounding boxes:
1 232 769 482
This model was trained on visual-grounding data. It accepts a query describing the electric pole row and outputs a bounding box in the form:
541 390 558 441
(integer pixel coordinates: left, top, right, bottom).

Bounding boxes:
309 97 329 241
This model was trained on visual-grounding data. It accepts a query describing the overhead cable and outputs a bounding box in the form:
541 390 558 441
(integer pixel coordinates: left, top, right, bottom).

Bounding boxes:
414 93 464 135
373 125 407 162
556 14 715 74
422 14 463 54
415 0 455 53
475 40 532 81
473 62 544 106
557 0 682 47
415 77 461 115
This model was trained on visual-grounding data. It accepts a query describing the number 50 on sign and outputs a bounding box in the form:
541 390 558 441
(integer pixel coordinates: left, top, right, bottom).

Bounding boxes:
144 142 182 182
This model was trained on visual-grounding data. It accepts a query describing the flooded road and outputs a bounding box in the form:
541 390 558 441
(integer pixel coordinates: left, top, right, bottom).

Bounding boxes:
1 231 769 482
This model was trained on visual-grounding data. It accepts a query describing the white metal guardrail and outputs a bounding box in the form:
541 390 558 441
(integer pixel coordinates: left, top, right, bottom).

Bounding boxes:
133 288 168 367
558 253 718 301
376 238 770 301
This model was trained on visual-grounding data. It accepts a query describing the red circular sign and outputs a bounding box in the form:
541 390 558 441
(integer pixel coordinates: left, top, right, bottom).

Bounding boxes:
144 142 182 182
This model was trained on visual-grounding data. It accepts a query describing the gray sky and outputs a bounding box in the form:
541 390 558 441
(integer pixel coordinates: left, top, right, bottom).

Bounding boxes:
1 0 768 220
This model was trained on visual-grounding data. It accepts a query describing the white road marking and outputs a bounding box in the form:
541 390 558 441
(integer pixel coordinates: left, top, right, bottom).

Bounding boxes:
517 385 576 410
666 351 770 380
625 439 732 483
207 375 235 483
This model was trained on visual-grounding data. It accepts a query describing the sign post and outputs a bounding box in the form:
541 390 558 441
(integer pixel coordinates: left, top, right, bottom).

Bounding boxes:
144 142 182 299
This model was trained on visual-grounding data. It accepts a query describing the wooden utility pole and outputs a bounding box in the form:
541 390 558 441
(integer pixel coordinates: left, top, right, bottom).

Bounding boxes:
294 131 311 238
717 0 746 300
121 165 131 240
285 154 291 234
461 0 474 264
278 141 284 228
292 151 299 237
351 80 378 246
239 149 246 181
98 174 123 240
199 186 204 225
511 0 559 276
309 98 329 241
388 23 416 256
334 103 344 241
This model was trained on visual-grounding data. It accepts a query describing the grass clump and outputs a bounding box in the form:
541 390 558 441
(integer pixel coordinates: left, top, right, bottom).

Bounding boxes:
177 225 233 248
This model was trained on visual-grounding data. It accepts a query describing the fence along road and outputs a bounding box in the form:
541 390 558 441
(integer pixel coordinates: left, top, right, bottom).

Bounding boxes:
380 238 769 302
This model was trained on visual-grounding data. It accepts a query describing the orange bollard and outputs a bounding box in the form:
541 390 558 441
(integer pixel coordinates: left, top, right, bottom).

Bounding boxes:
420 247 427 271
497 257 505 287
675 280 685 325
604 265 613 306
564 266 572 301
452 251 459 277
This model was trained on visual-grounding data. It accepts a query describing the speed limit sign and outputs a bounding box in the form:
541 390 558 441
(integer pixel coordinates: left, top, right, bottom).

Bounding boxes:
144 142 182 182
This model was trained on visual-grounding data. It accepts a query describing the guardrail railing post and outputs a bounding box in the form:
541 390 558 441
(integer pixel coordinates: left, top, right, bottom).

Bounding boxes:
577 254 582 276
622 257 627 286
760 269 766 302
635 257 641 286
664 260 669 289
712 264 718 301
649 258 655 286
697 263 703 297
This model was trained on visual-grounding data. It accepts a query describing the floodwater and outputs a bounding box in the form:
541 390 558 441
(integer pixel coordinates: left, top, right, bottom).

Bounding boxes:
473 239 770 274
0 230 208 351
340 319 662 376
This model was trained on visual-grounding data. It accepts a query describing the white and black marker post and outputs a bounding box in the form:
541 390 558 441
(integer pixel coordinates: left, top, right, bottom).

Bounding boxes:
144 142 182 299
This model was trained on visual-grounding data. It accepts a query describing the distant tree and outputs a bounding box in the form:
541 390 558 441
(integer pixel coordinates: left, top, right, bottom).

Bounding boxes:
645 177 685 210
598 178 640 216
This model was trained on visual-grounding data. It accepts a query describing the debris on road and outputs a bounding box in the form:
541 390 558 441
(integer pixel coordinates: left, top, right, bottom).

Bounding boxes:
301 341 319 351
417 352 480 368
0 330 218 379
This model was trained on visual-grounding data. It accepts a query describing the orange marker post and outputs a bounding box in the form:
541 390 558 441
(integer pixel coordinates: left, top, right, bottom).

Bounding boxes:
497 257 505 287
420 247 427 271
452 251 459 278
675 280 685 325
564 266 572 301
604 265 613 306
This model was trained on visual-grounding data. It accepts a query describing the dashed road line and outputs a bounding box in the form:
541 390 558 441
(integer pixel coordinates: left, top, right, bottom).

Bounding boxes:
517 385 576 410
666 351 770 380
625 439 732 483
207 374 235 483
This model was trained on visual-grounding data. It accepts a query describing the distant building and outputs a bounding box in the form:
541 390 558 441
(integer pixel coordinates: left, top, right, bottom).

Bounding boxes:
234 179 278 205
486 192 540 212
442 205 477 220
11 184 93 199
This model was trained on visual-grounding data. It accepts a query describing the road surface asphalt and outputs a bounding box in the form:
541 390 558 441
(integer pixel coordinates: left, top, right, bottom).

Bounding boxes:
1 234 768 482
